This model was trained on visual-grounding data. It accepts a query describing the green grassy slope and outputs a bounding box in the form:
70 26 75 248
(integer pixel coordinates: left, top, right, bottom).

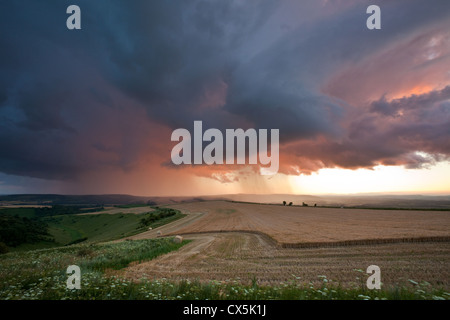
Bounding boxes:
0 207 186 252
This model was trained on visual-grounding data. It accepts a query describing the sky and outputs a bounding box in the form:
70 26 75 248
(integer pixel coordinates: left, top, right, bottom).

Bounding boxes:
0 0 449 196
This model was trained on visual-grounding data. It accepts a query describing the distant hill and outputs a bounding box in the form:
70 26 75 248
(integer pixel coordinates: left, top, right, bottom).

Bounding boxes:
0 194 150 205
1 193 450 209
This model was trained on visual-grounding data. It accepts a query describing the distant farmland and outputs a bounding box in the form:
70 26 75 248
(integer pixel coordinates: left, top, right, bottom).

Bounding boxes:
1 199 449 295
165 201 450 246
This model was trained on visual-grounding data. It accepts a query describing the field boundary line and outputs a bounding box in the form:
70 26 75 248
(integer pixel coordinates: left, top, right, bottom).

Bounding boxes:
280 236 450 248
166 230 450 249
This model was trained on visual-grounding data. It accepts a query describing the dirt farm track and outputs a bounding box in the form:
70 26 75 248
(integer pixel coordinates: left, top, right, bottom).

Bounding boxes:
120 201 450 288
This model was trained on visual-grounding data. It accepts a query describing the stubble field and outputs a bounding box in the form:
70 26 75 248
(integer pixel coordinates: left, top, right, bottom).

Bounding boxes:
166 201 449 244
120 201 450 289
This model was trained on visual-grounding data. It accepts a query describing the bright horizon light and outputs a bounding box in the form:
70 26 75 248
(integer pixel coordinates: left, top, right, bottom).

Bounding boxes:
288 162 450 195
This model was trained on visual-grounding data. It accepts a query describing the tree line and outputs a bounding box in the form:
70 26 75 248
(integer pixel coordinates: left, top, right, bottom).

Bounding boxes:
139 208 179 227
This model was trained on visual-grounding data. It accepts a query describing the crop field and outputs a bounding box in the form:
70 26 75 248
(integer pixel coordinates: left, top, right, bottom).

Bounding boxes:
165 201 450 245
1 200 449 299
116 200 450 291
120 232 449 289
3 237 447 300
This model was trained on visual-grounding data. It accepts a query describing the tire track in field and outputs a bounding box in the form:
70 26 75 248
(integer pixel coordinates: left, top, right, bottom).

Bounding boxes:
122 209 206 241
120 232 279 282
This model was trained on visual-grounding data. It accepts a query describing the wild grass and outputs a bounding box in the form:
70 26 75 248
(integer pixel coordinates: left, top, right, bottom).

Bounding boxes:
45 213 145 245
0 239 447 300
0 238 188 300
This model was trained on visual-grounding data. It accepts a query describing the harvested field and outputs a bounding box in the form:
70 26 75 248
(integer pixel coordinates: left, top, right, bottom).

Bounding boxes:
121 232 450 288
117 201 450 289
166 201 450 246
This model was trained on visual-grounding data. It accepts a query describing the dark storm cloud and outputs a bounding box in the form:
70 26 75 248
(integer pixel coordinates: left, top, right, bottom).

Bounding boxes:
281 86 450 174
100 0 280 128
0 0 450 183
370 86 450 117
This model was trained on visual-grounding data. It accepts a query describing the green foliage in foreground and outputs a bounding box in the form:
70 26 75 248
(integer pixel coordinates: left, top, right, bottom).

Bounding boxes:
0 238 188 300
0 238 448 300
